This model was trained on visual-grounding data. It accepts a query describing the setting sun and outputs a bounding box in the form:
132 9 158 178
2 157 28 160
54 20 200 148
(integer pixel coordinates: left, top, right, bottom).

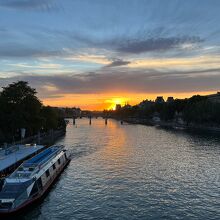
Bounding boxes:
105 98 129 110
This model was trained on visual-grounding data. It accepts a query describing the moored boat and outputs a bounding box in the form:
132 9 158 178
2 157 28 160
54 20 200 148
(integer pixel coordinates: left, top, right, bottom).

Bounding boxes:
0 144 46 179
0 145 71 215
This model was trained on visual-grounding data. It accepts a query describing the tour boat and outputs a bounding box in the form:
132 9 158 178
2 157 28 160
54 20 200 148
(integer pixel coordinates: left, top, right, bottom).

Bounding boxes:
0 145 71 215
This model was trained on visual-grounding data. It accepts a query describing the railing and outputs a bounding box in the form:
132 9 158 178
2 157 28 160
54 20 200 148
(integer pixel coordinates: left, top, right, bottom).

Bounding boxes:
13 190 28 209
0 128 66 148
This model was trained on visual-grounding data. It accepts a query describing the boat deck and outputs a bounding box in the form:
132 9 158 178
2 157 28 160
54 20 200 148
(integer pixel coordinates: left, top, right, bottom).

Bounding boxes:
0 145 45 174
23 146 61 168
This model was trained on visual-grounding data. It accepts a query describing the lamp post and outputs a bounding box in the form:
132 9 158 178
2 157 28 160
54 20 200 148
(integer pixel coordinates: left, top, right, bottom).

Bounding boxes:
20 128 26 144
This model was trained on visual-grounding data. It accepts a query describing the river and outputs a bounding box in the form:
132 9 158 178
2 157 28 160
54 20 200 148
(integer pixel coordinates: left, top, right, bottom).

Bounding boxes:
24 118 220 220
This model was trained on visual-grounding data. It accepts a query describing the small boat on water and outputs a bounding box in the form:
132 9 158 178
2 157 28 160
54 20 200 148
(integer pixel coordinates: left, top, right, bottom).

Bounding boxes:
0 145 71 215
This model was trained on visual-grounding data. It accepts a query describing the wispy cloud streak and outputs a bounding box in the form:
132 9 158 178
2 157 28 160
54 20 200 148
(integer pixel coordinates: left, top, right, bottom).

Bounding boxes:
0 0 57 10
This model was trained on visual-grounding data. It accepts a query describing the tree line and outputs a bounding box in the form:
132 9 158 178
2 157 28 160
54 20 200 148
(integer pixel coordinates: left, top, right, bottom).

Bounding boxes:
0 81 66 144
105 95 220 126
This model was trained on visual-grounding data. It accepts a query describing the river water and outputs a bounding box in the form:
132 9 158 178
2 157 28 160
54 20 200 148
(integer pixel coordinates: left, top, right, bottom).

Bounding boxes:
25 118 220 220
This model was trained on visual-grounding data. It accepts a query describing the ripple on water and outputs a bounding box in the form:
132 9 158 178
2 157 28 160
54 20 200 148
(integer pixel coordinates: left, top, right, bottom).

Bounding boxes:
24 119 220 220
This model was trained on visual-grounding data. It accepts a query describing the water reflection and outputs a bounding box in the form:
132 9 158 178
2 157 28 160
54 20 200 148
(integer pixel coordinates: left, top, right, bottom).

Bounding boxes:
24 118 220 220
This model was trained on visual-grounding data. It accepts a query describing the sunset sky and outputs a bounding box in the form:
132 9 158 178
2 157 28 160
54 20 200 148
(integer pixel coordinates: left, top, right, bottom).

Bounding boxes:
0 0 220 110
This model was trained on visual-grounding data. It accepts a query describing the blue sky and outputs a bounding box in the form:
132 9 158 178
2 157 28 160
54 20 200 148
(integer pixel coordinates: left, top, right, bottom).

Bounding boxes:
0 0 220 108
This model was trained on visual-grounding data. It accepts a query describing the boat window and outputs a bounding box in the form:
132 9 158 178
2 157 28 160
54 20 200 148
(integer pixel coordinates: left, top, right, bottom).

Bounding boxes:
0 202 13 209
10 172 31 178
53 164 56 170
58 158 61 165
46 169 50 177
37 178 43 190
30 182 38 196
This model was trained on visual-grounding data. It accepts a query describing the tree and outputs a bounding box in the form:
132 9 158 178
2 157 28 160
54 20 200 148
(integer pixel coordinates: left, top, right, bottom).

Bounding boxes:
40 106 59 130
0 81 42 142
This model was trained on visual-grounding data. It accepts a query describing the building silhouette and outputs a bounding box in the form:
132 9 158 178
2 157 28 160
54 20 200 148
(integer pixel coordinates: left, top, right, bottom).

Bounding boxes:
115 104 122 111
155 96 165 103
166 97 174 103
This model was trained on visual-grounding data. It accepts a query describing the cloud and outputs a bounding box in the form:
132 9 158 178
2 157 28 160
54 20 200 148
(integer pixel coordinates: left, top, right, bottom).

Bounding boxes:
42 83 58 92
0 0 56 10
127 55 220 70
7 62 62 69
105 59 130 68
60 31 204 56
0 43 61 58
117 36 203 54
65 54 110 65
0 24 206 61
1 67 220 99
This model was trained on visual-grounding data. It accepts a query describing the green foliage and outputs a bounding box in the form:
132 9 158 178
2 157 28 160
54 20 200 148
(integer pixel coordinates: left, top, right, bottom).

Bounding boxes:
40 106 59 130
0 81 42 140
0 81 66 143
105 95 220 126
183 100 220 124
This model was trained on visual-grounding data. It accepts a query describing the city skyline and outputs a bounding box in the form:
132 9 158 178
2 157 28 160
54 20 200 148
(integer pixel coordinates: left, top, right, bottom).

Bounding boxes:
0 0 220 110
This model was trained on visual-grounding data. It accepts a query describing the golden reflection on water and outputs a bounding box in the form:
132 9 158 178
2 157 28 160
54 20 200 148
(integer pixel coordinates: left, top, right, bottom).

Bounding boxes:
24 117 220 220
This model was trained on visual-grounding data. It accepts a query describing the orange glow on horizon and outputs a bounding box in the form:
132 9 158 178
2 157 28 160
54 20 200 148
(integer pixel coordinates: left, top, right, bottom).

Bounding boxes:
41 90 219 111
105 98 129 110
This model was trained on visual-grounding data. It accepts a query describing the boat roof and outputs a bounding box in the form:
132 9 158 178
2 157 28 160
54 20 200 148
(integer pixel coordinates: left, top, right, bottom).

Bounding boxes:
0 180 33 199
8 146 64 180
23 146 62 168
0 144 45 173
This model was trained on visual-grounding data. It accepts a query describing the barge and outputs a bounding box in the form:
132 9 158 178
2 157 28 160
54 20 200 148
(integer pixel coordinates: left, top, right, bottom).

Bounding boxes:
0 145 71 215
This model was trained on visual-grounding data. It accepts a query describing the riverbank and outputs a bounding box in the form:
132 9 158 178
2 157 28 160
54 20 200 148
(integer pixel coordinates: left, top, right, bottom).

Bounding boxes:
18 128 66 146
120 117 220 133
1 128 66 149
